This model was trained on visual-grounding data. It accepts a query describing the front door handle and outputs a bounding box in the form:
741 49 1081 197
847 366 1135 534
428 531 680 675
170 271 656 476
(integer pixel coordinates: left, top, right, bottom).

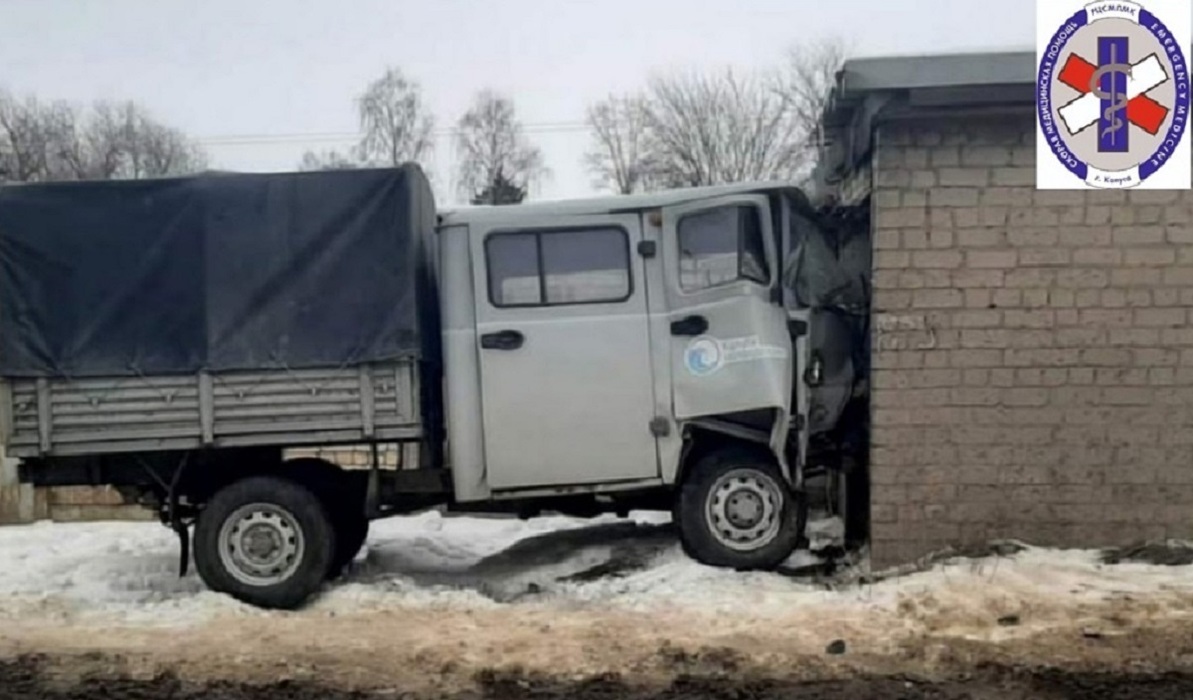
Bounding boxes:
480 329 524 350
670 314 708 336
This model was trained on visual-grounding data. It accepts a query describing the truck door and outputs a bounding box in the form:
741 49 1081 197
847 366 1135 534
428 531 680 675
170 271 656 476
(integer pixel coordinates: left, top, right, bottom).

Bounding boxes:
471 213 659 490
660 194 792 429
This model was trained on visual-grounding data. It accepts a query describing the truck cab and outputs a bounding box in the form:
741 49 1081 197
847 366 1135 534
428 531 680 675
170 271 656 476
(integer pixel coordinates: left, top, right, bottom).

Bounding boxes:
436 182 865 569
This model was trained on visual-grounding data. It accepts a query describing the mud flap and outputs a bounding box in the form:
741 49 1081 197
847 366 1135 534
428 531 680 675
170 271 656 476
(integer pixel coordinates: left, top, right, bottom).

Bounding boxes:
164 453 192 577
175 521 190 578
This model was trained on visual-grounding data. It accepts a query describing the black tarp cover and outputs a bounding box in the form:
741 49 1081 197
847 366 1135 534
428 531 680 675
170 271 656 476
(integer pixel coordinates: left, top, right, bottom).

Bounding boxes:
0 165 438 378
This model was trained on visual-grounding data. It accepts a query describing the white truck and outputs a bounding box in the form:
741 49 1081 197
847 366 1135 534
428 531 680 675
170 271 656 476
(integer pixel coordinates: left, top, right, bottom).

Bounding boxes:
0 164 870 609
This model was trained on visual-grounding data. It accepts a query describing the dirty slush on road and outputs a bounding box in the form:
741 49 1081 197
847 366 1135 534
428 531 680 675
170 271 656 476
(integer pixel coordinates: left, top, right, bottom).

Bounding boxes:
6 655 1193 700
6 521 1193 699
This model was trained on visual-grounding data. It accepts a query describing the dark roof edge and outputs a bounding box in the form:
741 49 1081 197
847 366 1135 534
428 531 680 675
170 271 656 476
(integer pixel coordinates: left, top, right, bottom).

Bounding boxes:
811 50 1037 204
840 50 1035 95
824 50 1036 123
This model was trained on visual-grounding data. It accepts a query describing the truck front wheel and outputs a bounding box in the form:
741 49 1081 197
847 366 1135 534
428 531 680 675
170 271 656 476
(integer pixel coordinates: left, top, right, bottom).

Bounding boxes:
193 476 335 610
676 446 804 570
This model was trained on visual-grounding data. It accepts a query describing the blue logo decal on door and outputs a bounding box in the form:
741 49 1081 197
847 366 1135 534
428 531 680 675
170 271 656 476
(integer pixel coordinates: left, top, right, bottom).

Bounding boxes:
684 336 724 376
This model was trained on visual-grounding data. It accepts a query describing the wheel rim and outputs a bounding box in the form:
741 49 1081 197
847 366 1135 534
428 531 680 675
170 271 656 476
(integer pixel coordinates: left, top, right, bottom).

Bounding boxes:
217 503 305 587
705 468 785 552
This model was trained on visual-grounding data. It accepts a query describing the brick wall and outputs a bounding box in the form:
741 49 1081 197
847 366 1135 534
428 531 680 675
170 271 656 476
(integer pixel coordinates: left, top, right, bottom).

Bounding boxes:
286 443 404 469
869 112 1193 568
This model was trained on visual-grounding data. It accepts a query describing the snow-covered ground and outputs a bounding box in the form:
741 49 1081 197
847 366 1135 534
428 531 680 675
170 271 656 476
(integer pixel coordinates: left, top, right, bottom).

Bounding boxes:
0 510 827 624
5 513 1193 693
7 511 1193 692
2 510 1193 641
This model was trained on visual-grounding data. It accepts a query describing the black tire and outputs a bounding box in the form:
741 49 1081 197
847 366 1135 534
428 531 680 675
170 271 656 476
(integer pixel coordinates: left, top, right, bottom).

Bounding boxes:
276 457 368 580
326 511 369 580
675 445 806 570
193 476 335 610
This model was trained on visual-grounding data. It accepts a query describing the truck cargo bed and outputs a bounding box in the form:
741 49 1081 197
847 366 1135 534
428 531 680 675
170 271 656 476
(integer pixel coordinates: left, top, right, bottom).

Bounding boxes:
1 361 421 458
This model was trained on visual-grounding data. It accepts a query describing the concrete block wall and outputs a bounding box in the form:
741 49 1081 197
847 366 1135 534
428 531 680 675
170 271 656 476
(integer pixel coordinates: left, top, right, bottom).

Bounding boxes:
41 485 154 522
869 113 1193 568
0 484 151 525
0 441 150 525
0 455 34 524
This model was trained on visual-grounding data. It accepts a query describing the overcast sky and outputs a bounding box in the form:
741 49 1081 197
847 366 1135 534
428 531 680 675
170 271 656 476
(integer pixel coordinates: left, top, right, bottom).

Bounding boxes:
2 0 1033 204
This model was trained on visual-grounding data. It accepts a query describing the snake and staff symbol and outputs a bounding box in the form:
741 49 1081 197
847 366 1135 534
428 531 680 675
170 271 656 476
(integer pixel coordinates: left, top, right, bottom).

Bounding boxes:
1088 38 1136 152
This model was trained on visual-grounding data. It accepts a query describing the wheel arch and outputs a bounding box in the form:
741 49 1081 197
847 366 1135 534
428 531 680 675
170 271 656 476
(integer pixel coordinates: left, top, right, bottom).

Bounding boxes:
262 457 368 521
676 424 780 488
176 453 365 517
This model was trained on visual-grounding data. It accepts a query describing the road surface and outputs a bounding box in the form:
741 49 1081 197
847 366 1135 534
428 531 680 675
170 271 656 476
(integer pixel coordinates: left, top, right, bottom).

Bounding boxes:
2 512 1193 698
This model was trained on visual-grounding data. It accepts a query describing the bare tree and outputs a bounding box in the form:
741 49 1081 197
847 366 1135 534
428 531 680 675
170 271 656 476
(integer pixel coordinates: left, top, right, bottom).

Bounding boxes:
455 91 545 205
135 115 206 177
643 67 808 187
43 101 91 179
84 101 206 179
583 93 660 195
0 91 205 183
299 149 360 171
84 102 128 179
356 68 435 166
0 92 57 182
298 67 435 172
778 38 848 157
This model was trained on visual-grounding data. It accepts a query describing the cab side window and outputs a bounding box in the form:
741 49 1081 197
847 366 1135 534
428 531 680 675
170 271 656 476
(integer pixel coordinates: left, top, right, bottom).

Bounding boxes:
486 227 631 307
677 205 769 292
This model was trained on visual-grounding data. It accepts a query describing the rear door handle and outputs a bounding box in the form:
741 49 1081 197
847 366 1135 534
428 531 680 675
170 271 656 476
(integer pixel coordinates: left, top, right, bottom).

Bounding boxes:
480 329 524 350
670 314 708 336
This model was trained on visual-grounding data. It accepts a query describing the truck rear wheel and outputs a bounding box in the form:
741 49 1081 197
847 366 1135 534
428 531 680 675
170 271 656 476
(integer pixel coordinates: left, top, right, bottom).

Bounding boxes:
676 446 804 570
193 476 335 610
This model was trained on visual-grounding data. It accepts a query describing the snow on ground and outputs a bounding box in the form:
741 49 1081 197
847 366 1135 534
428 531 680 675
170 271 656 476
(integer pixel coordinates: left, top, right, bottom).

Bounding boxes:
3 509 1193 640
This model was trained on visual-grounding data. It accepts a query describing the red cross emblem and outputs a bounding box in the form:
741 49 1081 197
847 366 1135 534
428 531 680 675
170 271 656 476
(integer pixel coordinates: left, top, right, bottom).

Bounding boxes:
1057 53 1169 135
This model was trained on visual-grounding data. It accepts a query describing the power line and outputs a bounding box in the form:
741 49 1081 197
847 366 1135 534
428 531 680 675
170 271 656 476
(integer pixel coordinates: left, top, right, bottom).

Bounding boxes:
199 121 591 147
